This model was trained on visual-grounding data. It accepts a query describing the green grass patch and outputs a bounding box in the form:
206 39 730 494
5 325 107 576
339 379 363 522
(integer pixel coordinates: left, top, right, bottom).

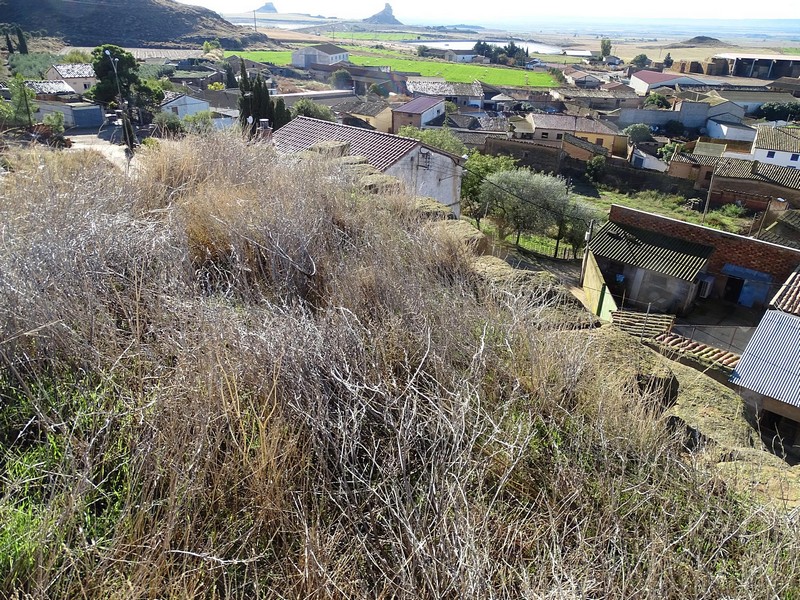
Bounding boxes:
572 186 752 233
349 56 554 86
238 49 555 87
781 48 800 55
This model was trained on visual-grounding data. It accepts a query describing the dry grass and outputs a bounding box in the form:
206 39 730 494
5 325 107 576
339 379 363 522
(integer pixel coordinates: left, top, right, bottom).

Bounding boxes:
1 133 799 598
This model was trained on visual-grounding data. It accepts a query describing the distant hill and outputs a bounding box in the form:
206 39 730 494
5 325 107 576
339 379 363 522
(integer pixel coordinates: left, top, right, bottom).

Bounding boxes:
363 3 402 25
664 35 729 49
0 0 268 49
255 2 278 12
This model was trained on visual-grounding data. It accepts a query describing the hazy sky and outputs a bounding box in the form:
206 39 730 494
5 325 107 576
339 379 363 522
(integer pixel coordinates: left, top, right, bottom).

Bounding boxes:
175 0 800 22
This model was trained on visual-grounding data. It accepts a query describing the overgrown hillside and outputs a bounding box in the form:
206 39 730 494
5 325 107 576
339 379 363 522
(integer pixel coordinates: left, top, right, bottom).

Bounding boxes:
0 0 268 49
0 136 799 598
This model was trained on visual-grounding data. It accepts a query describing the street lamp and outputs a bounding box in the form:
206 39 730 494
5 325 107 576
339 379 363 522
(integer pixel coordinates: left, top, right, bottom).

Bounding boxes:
105 49 134 154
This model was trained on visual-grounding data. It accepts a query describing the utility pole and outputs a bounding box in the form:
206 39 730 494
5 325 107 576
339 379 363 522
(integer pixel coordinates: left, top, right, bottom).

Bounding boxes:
105 49 134 156
253 11 257 32
701 170 715 225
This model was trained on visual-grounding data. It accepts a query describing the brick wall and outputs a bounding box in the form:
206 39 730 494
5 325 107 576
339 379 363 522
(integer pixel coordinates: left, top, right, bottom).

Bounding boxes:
609 205 800 283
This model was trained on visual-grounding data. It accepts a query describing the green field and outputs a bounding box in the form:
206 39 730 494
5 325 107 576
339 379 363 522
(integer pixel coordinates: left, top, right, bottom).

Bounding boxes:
782 47 800 55
336 32 440 41
238 50 555 87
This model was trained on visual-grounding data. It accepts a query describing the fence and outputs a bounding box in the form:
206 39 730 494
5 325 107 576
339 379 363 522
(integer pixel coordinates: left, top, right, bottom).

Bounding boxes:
671 324 756 355
519 237 584 261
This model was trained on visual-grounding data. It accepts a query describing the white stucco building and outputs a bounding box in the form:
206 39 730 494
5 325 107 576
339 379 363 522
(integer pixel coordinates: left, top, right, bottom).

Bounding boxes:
45 63 97 94
290 44 349 69
752 125 800 168
160 92 211 119
272 117 464 216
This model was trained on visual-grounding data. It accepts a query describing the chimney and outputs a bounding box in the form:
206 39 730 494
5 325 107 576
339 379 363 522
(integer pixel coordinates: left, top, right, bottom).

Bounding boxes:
256 119 272 142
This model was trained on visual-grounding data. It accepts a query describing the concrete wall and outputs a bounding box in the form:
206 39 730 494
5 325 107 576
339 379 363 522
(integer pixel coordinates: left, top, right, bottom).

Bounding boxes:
583 251 617 321
609 205 800 287
753 148 800 168
34 101 103 128
617 101 709 128
386 148 462 216
163 96 210 119
706 120 756 142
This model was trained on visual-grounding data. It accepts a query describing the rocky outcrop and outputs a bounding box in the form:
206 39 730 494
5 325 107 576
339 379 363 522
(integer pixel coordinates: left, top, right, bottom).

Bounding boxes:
362 3 402 25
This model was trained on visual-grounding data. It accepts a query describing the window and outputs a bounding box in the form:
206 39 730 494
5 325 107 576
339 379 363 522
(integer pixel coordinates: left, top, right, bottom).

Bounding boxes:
596 138 603 145
792 154 799 162
704 171 712 180
171 107 179 115
541 132 549 139
767 151 776 158
556 133 563 140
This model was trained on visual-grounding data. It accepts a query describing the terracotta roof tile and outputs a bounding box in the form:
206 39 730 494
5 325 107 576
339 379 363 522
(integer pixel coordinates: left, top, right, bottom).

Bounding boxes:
272 116 420 171
754 126 800 153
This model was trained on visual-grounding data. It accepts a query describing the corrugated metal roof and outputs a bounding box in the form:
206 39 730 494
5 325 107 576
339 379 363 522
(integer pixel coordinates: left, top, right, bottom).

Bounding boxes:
590 221 713 281
272 116 420 171
772 266 800 316
754 126 800 153
730 310 800 407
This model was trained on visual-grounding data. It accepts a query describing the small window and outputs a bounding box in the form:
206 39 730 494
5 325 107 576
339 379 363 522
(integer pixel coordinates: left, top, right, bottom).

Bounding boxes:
596 138 603 145
556 133 563 140
767 151 776 158
792 154 799 161
171 107 179 115
704 171 712 180
523 151 529 158
541 132 549 139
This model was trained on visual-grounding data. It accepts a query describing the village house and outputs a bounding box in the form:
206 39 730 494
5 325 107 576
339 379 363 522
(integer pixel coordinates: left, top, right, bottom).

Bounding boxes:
511 113 627 155
160 91 210 120
443 49 487 63
731 269 800 445
331 96 393 132
405 78 484 108
588 205 800 314
629 70 703 95
710 89 798 115
225 55 273 84
549 87 641 111
290 44 349 69
45 63 96 94
391 96 445 133
563 68 602 89
272 117 464 215
759 210 800 250
24 80 104 128
752 125 800 168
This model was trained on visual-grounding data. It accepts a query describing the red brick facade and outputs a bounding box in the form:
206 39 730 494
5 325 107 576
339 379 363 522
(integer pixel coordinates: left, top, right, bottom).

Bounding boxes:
609 205 800 284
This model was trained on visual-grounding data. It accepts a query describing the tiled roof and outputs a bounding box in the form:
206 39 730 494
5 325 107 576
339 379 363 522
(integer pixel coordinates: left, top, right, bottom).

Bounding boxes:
551 87 638 99
769 77 800 92
715 90 797 104
530 114 618 135
754 126 800 153
160 91 185 106
406 79 483 98
671 152 720 166
51 63 95 78
452 131 507 146
307 44 348 55
714 158 800 189
590 221 713 281
393 96 443 114
730 310 800 407
563 132 608 155
272 116 420 171
694 142 726 156
772 264 800 316
24 80 76 95
332 96 390 117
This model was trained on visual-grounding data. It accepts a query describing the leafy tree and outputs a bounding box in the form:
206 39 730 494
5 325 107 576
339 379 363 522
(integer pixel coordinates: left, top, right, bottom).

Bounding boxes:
15 26 27 55
623 123 654 143
368 83 389 97
63 49 91 63
330 68 353 90
208 82 225 91
0 96 13 126
9 74 37 128
397 125 467 157
478 168 569 245
756 101 800 122
183 110 214 135
89 45 140 104
5 32 14 55
154 111 185 136
548 67 566 85
585 155 606 184
560 202 600 257
133 79 165 117
657 141 684 161
600 38 612 58
663 53 674 68
202 39 221 54
224 63 237 89
8 52 58 78
663 119 684 137
644 93 670 109
444 101 457 114
631 54 650 68
272 98 291 130
461 151 517 230
291 98 335 122
43 111 65 135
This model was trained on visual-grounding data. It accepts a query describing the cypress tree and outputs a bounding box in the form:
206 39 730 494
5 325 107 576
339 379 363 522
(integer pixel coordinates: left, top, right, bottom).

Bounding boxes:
237 61 252 132
15 26 27 54
273 98 289 130
5 32 14 54
224 63 237 89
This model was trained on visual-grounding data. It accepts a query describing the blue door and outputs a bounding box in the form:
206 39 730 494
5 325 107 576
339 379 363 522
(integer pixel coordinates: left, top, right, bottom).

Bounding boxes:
721 264 772 308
